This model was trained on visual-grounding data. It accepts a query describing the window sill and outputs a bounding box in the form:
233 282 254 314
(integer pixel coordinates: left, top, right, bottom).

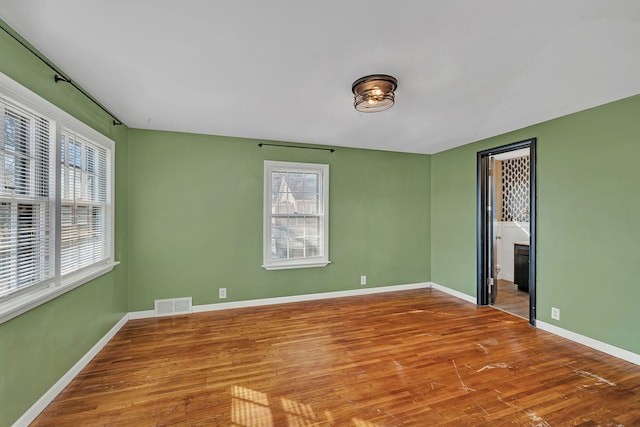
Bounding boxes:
0 261 120 325
262 260 331 271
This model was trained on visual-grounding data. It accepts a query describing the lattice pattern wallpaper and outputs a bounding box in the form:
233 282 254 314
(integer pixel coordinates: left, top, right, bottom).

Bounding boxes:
502 155 530 221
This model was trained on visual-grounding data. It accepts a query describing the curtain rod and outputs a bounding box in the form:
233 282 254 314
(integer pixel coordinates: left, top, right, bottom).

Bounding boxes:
258 143 334 153
0 24 124 126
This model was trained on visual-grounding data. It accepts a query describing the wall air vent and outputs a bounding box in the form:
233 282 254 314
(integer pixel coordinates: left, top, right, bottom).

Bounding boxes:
154 297 193 316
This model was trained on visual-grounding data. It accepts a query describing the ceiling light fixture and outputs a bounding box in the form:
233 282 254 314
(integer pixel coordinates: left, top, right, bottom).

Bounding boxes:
352 74 398 113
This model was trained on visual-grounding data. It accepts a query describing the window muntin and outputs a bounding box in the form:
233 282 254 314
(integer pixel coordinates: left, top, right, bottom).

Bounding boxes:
263 161 329 270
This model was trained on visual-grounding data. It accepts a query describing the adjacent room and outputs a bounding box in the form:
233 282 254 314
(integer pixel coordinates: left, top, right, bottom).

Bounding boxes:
1 1 639 426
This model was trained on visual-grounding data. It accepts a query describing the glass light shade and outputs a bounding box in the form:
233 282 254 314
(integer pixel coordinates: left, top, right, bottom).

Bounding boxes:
352 74 398 113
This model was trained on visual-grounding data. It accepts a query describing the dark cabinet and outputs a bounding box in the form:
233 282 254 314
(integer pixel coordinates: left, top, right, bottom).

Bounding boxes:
514 243 529 292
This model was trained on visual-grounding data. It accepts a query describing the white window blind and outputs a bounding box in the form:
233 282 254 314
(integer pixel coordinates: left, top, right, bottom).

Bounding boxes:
0 98 55 298
60 130 111 276
263 161 329 270
0 71 116 324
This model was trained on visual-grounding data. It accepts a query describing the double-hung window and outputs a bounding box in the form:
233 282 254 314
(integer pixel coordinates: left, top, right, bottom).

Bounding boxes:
0 72 115 323
263 161 329 270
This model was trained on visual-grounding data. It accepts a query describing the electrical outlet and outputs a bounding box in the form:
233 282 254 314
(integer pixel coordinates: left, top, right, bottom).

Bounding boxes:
360 275 367 285
219 288 227 299
551 307 560 320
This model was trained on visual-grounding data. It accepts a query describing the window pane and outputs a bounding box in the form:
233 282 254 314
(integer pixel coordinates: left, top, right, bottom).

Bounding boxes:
273 172 297 214
271 218 288 259
3 110 31 196
4 110 30 154
304 237 319 257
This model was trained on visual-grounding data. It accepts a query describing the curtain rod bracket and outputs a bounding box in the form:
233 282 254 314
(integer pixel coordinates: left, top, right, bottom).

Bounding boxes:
54 74 71 84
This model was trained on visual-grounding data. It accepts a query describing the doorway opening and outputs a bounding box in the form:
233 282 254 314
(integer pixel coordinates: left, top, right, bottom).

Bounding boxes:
477 139 536 325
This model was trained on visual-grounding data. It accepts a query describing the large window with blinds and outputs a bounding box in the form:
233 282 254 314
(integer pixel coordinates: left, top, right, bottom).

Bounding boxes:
263 161 329 270
0 72 114 323
0 103 54 294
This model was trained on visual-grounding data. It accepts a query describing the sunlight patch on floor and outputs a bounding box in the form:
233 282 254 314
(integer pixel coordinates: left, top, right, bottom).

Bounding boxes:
231 385 380 426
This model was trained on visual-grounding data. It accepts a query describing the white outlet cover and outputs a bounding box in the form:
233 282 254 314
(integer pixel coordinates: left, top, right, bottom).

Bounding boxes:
360 276 366 285
219 288 227 299
551 307 560 320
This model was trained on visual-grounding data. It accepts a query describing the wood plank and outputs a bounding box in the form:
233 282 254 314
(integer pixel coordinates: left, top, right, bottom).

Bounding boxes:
31 289 640 426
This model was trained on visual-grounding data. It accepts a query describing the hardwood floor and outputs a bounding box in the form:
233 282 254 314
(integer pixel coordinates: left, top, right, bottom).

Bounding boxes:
493 279 529 319
32 289 640 426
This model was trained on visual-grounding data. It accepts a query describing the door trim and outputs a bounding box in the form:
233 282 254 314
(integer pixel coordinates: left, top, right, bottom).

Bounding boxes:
477 138 537 326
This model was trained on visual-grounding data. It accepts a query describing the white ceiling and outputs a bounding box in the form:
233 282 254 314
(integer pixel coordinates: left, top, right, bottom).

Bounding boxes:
1 1 639 154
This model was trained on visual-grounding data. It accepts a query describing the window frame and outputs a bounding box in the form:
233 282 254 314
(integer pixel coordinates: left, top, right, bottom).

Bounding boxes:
0 71 116 325
263 160 330 271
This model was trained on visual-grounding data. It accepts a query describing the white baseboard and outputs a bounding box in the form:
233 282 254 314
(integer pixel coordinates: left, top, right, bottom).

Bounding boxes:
13 313 129 427
537 320 640 366
429 282 477 304
128 282 432 319
128 309 155 320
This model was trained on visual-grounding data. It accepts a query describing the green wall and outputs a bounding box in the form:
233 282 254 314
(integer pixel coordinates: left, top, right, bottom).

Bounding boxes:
0 22 129 426
127 130 431 311
431 95 640 355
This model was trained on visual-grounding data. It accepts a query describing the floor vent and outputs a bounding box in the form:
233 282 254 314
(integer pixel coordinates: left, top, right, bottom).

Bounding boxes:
154 297 193 316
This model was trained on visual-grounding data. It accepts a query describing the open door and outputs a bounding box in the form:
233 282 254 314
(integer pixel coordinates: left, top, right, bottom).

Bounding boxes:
477 139 537 326
487 155 497 305
478 154 498 305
